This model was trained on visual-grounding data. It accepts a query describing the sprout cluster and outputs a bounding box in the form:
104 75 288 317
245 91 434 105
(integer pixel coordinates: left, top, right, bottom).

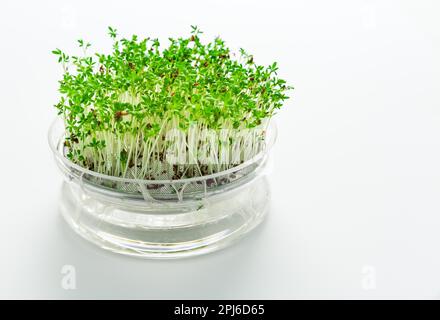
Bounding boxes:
53 26 292 180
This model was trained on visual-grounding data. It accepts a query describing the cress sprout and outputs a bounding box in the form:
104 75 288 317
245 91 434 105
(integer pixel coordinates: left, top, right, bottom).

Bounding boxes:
53 26 292 180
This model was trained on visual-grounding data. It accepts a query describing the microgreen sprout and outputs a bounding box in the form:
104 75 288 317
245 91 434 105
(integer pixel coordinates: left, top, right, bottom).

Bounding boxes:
53 26 292 180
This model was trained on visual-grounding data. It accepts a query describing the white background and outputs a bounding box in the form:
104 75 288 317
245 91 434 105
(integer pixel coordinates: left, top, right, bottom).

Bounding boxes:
0 0 439 299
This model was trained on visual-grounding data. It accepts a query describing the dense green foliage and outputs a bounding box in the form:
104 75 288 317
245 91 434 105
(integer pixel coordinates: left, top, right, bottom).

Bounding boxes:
53 26 292 179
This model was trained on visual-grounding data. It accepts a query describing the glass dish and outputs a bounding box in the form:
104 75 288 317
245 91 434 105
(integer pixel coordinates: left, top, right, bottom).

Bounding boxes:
48 118 276 258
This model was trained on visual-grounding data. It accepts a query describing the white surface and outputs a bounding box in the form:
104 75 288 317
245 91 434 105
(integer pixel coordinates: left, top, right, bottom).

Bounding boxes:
1 0 440 299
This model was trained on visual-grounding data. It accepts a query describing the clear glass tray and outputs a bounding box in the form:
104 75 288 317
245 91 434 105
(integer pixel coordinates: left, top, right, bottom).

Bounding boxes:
48 118 276 258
